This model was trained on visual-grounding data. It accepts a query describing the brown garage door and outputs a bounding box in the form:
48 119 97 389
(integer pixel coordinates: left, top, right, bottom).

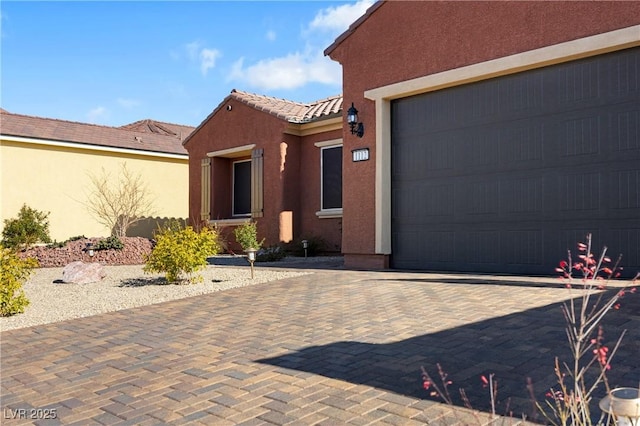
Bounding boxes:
391 47 640 276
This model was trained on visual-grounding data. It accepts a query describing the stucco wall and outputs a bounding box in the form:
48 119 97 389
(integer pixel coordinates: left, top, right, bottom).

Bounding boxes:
328 0 640 265
298 129 343 252
1 139 188 241
185 98 343 251
186 99 299 246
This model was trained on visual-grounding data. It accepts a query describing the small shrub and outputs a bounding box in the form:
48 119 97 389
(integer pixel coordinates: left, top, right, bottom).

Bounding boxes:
256 245 286 262
46 240 66 249
1 204 52 250
94 235 124 251
144 223 221 283
0 248 38 316
46 235 88 249
234 221 265 252
285 235 327 257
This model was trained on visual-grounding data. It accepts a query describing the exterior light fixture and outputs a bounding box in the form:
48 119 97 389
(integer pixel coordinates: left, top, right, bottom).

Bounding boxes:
302 240 308 259
246 247 257 279
86 242 95 260
346 102 364 138
352 148 370 162
600 387 640 426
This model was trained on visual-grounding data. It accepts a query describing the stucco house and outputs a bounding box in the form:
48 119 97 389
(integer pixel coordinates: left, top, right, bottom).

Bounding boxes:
184 89 344 252
1 110 193 241
187 1 639 276
327 0 639 274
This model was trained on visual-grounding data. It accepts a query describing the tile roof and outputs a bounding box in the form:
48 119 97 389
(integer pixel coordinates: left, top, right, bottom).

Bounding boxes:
182 89 344 147
1 111 190 156
230 89 343 123
120 119 195 140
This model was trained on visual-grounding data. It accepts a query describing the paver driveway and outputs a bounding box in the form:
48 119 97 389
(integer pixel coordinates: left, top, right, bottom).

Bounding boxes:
2 268 638 425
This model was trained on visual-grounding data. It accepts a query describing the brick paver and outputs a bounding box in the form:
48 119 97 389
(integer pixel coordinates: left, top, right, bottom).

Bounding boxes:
2 267 638 425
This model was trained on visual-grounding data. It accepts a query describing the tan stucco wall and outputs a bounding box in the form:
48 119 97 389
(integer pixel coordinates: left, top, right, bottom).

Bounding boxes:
1 138 188 241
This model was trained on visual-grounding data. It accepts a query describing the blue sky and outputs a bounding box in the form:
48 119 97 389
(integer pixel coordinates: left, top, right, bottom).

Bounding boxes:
0 1 373 127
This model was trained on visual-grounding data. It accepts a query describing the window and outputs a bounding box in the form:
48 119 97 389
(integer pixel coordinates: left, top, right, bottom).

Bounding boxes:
206 145 263 223
321 145 343 211
233 159 251 216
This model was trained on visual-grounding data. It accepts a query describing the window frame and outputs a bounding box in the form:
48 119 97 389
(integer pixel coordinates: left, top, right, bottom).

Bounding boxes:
317 141 343 217
232 158 252 217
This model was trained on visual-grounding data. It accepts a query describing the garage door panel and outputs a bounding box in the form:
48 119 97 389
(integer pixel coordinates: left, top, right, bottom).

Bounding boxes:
610 107 640 153
391 47 640 275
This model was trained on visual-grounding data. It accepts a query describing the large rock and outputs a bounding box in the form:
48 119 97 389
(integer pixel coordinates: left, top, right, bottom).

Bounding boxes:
62 261 107 284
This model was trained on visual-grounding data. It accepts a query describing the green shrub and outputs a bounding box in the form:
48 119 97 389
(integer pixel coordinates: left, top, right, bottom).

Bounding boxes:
144 224 221 283
256 245 286 262
233 221 265 252
46 235 88 249
94 235 124 251
1 204 52 250
0 248 38 316
284 235 327 257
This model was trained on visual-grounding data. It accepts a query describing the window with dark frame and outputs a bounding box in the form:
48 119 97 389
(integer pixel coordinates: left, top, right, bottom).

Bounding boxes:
321 146 343 210
233 160 251 216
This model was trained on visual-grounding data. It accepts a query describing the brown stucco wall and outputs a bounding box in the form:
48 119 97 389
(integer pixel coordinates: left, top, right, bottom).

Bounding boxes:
299 129 344 252
185 98 297 246
185 98 343 252
328 0 640 267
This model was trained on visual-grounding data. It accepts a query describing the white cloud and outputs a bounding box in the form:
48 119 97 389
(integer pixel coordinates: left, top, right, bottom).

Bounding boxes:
200 48 221 76
177 41 221 76
227 1 373 92
117 98 140 109
308 0 374 34
228 50 341 91
266 30 276 42
86 106 109 124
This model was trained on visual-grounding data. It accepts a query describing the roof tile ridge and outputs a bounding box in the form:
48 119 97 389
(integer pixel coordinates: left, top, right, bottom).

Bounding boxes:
1 111 126 131
231 89 309 107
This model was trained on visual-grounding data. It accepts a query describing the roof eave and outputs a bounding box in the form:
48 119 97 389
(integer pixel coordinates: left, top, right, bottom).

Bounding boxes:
324 0 385 58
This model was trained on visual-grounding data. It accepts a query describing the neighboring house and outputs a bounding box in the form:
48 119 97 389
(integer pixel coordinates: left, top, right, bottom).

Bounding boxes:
325 1 640 274
0 110 193 241
184 89 343 252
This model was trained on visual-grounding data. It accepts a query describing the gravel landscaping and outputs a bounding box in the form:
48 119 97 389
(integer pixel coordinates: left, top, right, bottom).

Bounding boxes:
0 262 315 331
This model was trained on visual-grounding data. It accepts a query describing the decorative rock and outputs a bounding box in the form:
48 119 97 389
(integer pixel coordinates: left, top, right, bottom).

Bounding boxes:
62 261 107 284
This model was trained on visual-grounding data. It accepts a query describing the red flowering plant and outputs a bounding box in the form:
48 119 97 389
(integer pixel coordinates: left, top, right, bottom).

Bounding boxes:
421 234 637 425
532 233 637 426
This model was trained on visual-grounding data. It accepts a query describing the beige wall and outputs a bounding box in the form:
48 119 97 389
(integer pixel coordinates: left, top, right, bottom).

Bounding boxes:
1 138 188 241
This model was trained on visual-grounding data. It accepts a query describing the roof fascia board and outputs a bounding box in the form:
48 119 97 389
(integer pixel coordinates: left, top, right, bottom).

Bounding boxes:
207 144 256 158
1 135 188 160
284 117 342 136
325 0 384 58
183 93 234 147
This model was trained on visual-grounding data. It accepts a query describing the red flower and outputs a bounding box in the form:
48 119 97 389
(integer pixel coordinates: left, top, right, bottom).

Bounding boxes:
481 375 489 388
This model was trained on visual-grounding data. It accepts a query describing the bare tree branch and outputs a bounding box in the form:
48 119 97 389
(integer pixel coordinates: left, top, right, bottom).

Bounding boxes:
84 162 156 237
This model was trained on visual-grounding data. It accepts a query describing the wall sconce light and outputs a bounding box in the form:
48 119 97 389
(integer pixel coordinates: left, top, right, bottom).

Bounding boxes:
600 388 640 426
246 247 257 279
352 148 370 162
347 102 364 138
